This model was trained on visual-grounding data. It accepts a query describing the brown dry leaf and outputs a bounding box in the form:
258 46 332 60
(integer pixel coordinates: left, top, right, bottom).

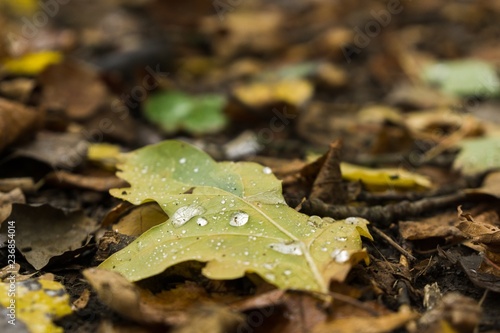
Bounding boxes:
83 268 144 323
457 208 500 253
312 306 418 333
0 78 35 102
265 292 328 333
11 131 89 170
386 84 458 109
399 211 466 246
109 202 168 236
465 171 500 198
201 11 284 59
45 170 128 192
0 204 98 269
172 305 243 333
310 140 346 204
72 289 91 311
39 60 108 120
417 293 481 333
0 178 37 193
315 63 348 88
0 97 42 153
84 268 241 327
0 187 25 223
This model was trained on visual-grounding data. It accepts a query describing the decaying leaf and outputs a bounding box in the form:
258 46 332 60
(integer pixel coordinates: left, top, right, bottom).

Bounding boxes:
100 140 372 292
0 278 72 333
312 305 418 333
0 204 98 269
0 188 24 223
39 60 109 120
0 97 42 153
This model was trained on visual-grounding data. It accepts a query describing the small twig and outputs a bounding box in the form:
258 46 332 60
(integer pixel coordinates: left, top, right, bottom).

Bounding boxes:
299 192 468 226
372 226 416 261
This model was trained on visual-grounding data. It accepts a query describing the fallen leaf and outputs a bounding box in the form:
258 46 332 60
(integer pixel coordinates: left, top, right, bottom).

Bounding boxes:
417 293 481 333
453 136 500 175
1 50 63 75
172 304 243 333
45 170 127 192
100 140 372 293
312 306 418 333
87 143 122 171
39 60 108 120
110 202 169 236
0 97 42 153
145 90 227 135
0 204 98 269
232 79 313 109
0 278 72 333
0 78 35 102
11 131 89 170
421 59 500 97
83 268 240 327
340 162 432 191
0 188 25 223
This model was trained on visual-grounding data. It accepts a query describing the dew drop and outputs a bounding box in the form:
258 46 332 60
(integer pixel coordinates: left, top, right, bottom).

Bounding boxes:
221 199 226 204
283 269 292 276
262 166 272 174
345 217 363 225
335 236 347 242
331 249 350 263
196 217 208 226
179 157 186 164
265 273 276 281
229 211 249 227
269 242 303 255
194 167 199 173
171 204 206 227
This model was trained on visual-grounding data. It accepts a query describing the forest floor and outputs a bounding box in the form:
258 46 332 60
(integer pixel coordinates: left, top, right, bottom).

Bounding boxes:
1 0 500 332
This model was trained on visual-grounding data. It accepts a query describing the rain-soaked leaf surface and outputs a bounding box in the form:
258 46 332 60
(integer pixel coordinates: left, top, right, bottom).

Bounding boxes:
100 140 372 292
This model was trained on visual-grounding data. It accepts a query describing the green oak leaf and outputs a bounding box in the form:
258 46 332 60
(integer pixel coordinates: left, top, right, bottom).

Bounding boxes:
144 91 227 135
100 141 372 293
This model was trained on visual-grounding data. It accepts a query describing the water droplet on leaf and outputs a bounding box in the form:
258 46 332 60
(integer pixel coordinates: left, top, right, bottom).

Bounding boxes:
196 217 208 226
269 242 303 255
229 211 249 227
331 249 350 263
171 204 206 227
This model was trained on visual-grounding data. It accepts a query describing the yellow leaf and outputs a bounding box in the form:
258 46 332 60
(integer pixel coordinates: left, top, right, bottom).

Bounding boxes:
0 0 37 15
2 51 63 75
0 278 72 333
341 162 432 191
87 143 122 171
233 79 313 107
